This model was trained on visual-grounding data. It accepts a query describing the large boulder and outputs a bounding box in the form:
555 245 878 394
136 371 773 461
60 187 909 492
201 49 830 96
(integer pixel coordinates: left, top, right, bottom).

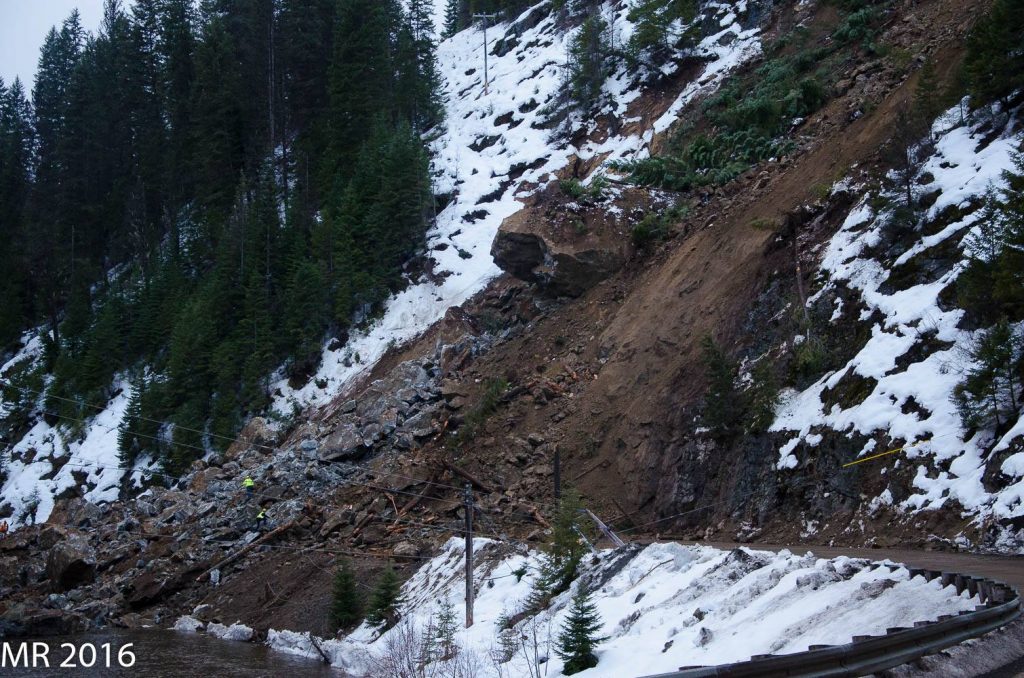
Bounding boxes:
45 532 97 592
489 186 632 297
490 230 549 282
0 606 89 637
319 423 365 462
124 564 205 609
491 228 626 297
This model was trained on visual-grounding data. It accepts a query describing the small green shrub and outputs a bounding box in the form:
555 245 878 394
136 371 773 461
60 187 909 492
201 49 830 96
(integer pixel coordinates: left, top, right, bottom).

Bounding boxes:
832 6 884 50
560 175 608 201
632 205 687 249
792 336 828 384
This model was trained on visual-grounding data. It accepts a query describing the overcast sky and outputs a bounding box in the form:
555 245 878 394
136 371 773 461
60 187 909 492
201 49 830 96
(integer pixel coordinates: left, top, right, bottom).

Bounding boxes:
0 0 106 89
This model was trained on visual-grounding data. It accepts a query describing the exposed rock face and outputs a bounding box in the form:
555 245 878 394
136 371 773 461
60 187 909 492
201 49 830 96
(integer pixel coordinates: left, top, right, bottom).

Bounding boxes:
45 531 97 592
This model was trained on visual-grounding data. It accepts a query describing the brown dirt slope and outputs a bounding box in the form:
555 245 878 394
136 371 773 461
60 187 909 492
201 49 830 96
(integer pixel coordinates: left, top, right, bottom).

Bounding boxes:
399 0 989 542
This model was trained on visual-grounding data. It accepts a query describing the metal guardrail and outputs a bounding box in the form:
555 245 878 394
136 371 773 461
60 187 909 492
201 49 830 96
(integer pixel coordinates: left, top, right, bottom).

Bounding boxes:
641 564 1022 678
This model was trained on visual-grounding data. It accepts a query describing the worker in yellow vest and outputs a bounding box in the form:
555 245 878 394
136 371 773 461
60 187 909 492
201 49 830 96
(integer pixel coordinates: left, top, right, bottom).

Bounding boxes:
242 476 255 502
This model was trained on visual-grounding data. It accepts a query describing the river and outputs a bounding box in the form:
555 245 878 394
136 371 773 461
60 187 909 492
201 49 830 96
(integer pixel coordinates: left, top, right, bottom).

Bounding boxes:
1 629 347 677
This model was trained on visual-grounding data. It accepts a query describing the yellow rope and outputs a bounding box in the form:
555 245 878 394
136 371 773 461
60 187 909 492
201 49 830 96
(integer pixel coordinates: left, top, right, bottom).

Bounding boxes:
842 438 932 468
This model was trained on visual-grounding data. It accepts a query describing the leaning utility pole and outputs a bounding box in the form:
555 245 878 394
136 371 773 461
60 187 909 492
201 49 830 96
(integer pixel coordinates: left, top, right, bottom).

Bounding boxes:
584 508 626 548
464 483 475 628
473 13 498 93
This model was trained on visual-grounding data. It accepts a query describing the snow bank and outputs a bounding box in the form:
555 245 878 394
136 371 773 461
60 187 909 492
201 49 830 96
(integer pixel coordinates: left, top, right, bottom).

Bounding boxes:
266 629 350 668
771 103 1024 535
270 0 763 415
291 538 979 676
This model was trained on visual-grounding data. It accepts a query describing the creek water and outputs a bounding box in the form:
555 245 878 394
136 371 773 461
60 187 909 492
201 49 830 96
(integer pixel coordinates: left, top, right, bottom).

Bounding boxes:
1 629 347 677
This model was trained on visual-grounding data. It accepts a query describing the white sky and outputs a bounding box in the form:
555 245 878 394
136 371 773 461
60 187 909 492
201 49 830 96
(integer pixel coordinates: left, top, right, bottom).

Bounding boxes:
0 0 106 90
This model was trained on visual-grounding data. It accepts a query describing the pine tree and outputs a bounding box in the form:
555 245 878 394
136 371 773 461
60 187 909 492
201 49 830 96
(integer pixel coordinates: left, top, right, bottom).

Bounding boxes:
401 0 444 131
627 0 698 66
159 0 197 204
29 11 85 351
330 560 363 630
435 597 459 660
555 585 606 675
958 154 1024 325
992 151 1024 320
700 336 740 438
954 320 1024 431
913 58 942 129
190 13 246 219
963 0 1024 109
531 488 589 608
443 0 461 38
565 10 611 114
0 77 34 346
324 0 402 184
366 568 405 630
118 378 145 468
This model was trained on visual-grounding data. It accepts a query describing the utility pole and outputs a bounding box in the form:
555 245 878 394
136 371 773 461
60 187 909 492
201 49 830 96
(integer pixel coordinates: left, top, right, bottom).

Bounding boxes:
463 483 475 628
473 13 498 94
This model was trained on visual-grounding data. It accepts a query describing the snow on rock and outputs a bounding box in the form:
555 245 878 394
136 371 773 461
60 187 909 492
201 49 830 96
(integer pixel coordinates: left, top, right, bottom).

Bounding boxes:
172 616 205 633
770 104 1024 538
271 0 763 415
280 538 979 676
207 622 255 642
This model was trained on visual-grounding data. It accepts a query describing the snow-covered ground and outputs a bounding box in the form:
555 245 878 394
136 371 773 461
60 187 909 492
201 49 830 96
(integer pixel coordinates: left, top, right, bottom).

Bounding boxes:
247 539 980 676
269 0 763 415
771 104 1024 544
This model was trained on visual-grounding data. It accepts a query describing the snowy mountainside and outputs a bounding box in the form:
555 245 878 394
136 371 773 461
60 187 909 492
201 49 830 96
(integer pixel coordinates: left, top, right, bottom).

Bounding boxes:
250 539 980 676
269 0 763 415
771 106 1024 549
0 0 764 529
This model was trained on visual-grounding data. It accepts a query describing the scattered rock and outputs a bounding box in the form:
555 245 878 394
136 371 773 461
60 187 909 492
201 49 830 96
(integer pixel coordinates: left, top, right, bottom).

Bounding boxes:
393 541 420 560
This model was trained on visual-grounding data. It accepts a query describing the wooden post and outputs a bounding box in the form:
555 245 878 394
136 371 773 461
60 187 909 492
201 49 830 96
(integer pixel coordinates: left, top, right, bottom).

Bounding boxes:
464 483 475 628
